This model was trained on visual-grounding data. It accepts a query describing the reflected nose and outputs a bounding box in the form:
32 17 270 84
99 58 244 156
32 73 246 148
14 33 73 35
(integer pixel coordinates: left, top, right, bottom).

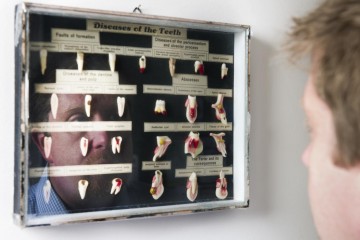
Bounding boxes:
88 113 108 150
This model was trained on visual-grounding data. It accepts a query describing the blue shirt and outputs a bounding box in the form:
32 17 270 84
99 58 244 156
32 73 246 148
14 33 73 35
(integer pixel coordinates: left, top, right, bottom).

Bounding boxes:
28 167 69 216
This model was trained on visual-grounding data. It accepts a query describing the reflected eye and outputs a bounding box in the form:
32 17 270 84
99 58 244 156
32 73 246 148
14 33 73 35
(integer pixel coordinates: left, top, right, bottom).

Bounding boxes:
68 113 88 122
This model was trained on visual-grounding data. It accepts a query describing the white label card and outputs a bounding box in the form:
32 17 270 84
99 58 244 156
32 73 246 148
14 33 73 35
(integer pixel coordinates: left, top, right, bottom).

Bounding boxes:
144 122 232 132
30 121 132 132
141 161 171 170
52 29 100 43
29 164 132 177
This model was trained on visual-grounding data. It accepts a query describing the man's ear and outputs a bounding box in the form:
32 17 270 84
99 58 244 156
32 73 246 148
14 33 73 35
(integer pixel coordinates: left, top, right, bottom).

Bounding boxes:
31 132 53 163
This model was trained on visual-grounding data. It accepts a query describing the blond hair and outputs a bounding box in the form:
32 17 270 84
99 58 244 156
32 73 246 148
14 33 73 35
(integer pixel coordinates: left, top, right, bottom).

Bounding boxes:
288 0 360 166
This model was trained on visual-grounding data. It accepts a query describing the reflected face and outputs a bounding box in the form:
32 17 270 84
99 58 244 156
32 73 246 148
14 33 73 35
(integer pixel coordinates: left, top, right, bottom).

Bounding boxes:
302 72 360 239
43 94 129 210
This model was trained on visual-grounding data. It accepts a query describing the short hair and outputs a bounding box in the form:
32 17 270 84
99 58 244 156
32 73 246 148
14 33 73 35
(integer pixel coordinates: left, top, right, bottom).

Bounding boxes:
288 0 360 166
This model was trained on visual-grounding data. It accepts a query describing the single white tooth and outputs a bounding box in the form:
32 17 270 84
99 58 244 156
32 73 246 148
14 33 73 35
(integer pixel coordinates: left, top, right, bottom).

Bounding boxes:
40 49 47 75
184 132 203 158
50 93 58 119
190 172 197 195
109 53 116 72
211 94 227 124
80 137 88 157
216 170 228 199
169 58 176 77
153 136 172 161
150 170 164 200
76 52 84 72
194 61 200 73
111 136 122 154
185 95 197 123
210 132 227 157
85 95 92 117
221 63 228 79
139 55 146 73
117 97 125 117
43 180 51 204
110 178 122 195
44 136 52 158
186 172 198 201
154 100 166 115
78 180 89 200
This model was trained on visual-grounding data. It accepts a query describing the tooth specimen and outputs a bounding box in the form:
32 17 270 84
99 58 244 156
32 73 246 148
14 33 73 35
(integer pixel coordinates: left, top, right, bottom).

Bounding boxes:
43 180 51 204
215 170 228 200
76 52 84 72
210 132 227 157
117 97 125 117
154 100 167 115
211 94 227 124
150 170 164 200
110 178 123 195
50 93 58 119
85 94 92 117
185 95 197 123
44 136 52 158
169 58 176 77
184 131 203 158
78 180 89 200
194 60 204 75
109 53 116 72
139 55 146 73
153 136 172 161
111 136 122 154
221 63 228 79
186 172 198 202
40 49 47 75
80 137 88 157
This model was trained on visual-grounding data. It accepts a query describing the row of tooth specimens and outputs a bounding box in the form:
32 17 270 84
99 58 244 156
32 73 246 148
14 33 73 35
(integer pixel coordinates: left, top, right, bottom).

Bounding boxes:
43 178 123 203
152 131 227 161
150 170 228 201
39 49 229 78
154 93 228 124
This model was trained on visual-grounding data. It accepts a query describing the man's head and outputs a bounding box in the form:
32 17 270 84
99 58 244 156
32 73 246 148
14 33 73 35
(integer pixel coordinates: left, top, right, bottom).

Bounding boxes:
288 0 360 238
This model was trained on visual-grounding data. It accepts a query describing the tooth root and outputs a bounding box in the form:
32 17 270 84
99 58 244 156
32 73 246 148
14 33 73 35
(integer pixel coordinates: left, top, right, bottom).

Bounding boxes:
169 58 176 77
40 49 47 75
78 180 89 200
80 137 88 157
50 93 58 119
44 136 52 158
76 52 84 72
110 178 122 195
43 180 51 204
109 53 116 72
111 136 122 154
194 61 204 75
139 55 146 73
186 172 198 201
221 63 228 79
185 95 197 123
85 95 92 117
117 97 125 117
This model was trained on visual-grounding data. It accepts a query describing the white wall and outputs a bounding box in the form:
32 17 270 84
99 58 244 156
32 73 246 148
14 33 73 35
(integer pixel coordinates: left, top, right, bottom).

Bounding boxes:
0 0 320 239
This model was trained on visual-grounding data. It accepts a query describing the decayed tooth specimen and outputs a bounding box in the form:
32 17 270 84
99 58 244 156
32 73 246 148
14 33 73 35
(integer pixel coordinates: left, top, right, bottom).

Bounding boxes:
40 49 47 75
80 137 88 157
221 63 228 79
185 95 197 123
109 53 116 72
44 136 52 158
194 60 204 75
117 97 125 117
184 131 203 158
139 55 146 73
210 132 227 157
215 170 228 200
154 100 166 115
186 172 198 202
150 170 164 200
110 178 123 195
43 180 51 204
50 93 58 119
211 94 227 124
169 58 176 77
153 136 172 161
76 52 84 72
111 136 122 154
85 94 92 117
78 180 89 200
